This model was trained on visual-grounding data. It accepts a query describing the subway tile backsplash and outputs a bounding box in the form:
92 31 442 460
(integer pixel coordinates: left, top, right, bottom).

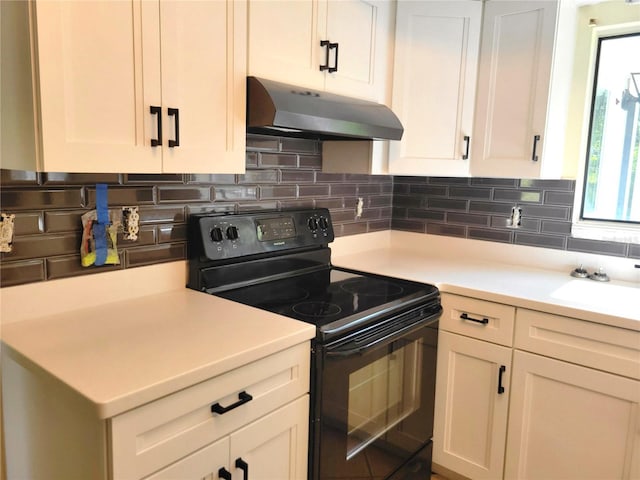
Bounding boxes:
393 176 638 258
1 140 638 288
0 135 392 287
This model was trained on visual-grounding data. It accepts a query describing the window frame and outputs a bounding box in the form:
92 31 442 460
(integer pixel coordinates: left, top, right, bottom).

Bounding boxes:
571 20 640 245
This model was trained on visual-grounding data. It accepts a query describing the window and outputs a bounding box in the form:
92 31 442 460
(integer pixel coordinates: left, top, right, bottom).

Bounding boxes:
574 28 640 244
582 33 640 223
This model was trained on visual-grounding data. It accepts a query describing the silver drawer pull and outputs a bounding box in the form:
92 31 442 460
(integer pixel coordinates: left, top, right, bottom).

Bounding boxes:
460 313 489 325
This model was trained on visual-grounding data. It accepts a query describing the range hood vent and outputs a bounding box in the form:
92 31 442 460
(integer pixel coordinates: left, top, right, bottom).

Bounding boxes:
247 76 403 141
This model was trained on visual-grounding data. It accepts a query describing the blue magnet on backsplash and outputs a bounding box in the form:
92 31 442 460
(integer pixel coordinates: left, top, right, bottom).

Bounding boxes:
80 184 121 267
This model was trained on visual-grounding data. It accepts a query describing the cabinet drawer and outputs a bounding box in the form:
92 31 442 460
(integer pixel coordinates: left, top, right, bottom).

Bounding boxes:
110 342 310 480
515 309 640 380
441 293 515 346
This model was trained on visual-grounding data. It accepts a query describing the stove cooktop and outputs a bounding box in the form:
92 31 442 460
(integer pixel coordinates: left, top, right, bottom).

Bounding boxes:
187 209 440 341
215 266 439 337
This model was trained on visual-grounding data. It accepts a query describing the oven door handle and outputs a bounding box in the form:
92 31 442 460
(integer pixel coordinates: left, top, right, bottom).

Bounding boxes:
325 313 439 357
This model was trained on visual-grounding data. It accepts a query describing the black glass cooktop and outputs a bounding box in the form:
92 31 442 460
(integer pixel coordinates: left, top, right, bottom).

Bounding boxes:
215 267 439 334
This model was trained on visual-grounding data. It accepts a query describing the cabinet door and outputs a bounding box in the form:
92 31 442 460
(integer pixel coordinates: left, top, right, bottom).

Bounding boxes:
389 0 481 176
505 351 640 480
324 0 393 103
433 331 512 479
471 1 557 178
33 0 161 173
144 437 229 480
247 0 326 91
160 0 246 174
229 396 309 480
110 343 310 480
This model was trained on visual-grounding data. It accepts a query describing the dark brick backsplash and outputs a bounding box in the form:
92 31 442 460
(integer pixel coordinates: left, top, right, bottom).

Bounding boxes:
393 176 636 257
0 135 392 287
2 142 637 288
1 188 85 210
468 227 513 244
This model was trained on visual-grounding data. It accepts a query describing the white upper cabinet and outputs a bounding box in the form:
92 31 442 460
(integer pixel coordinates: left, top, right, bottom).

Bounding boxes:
324 0 394 102
1 0 246 174
158 1 247 174
471 0 576 178
248 0 395 104
248 0 326 92
389 0 482 176
389 0 577 178
23 1 159 173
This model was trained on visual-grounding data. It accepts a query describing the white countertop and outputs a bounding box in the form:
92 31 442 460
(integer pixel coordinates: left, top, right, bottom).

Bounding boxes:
1 230 637 421
332 232 640 331
1 289 315 419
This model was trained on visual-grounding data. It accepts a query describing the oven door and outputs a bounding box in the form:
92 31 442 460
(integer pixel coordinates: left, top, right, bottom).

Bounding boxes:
315 313 439 480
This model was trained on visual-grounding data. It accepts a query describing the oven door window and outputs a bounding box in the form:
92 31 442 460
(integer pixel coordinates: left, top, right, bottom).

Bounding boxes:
347 340 421 459
318 322 437 480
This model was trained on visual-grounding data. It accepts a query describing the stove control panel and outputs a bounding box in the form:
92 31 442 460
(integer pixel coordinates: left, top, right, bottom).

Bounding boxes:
191 208 335 261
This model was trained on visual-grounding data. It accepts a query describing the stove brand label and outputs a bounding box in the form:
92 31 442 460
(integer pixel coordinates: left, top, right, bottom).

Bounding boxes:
273 241 286 246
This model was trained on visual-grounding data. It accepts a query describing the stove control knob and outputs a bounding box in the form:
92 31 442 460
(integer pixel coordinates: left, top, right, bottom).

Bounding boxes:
318 216 329 230
210 227 223 242
226 225 239 240
308 217 318 231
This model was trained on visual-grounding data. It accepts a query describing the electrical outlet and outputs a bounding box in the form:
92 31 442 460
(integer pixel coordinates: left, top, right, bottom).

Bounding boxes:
121 206 140 241
355 198 364 219
508 205 522 228
1 213 16 252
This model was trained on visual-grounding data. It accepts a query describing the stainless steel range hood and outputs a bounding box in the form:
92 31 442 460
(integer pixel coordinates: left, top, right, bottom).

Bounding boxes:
247 76 403 141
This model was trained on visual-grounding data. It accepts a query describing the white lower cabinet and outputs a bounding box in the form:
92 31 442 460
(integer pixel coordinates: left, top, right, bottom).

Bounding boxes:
146 395 309 480
229 395 309 480
434 294 515 479
434 331 512 480
434 294 640 480
4 342 310 480
505 351 640 480
504 309 640 480
144 436 229 480
111 343 310 479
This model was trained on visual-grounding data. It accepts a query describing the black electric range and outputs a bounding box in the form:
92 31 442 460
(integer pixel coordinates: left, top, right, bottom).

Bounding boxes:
187 208 441 480
215 264 438 342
